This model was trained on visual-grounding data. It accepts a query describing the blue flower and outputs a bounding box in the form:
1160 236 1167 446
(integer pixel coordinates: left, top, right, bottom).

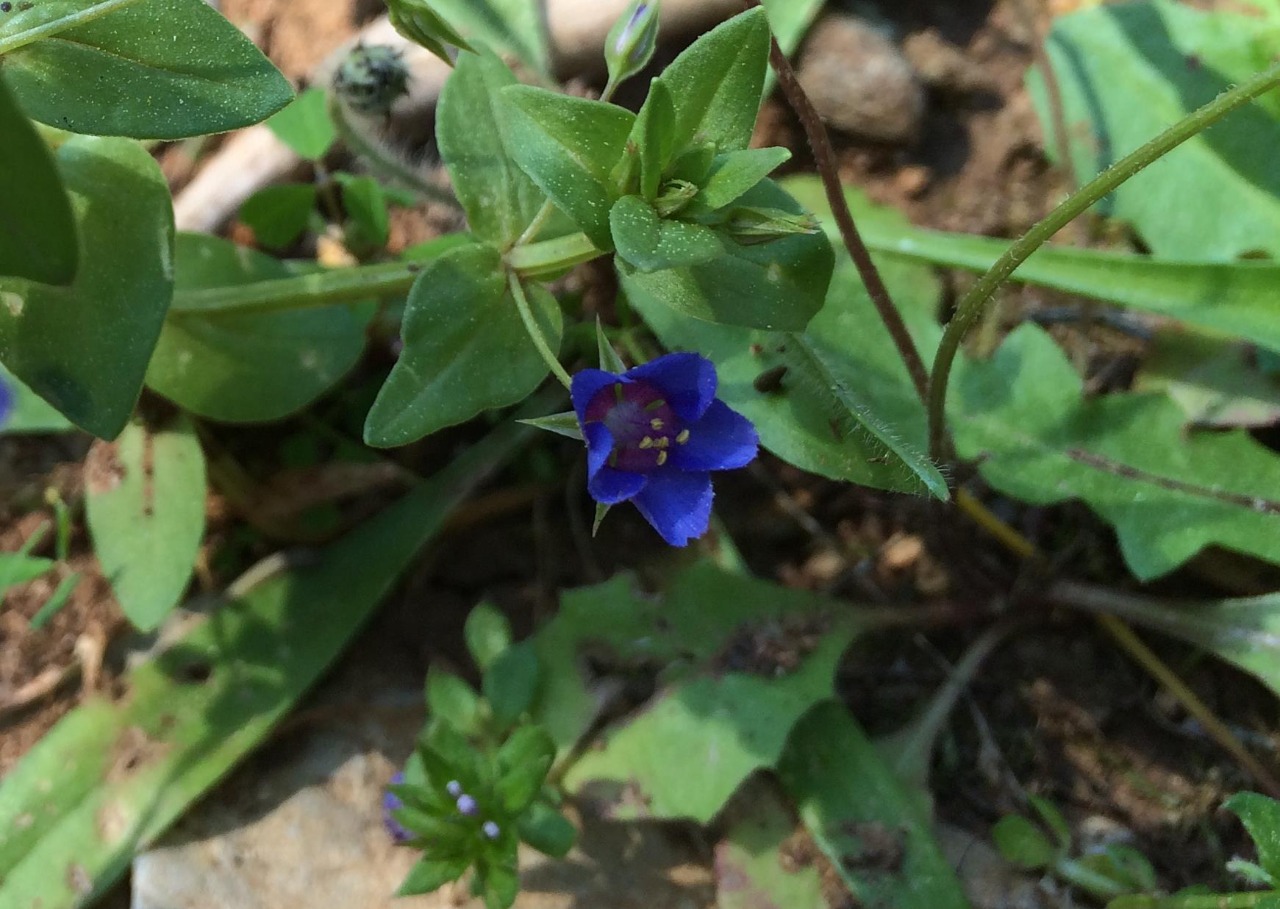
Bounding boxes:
0 376 12 430
383 772 413 844
571 353 758 546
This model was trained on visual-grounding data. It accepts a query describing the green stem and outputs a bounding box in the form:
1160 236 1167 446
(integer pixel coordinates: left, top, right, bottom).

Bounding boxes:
1109 893 1275 909
506 231 604 278
326 95 455 206
169 260 421 318
1053 857 1131 902
514 200 558 248
0 0 146 54
926 59 1280 463
508 271 572 389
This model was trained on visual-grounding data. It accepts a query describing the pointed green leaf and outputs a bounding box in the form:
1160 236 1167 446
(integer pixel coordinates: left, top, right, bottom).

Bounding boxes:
365 241 561 446
397 856 470 896
632 78 677 201
0 75 76 285
147 234 369 422
659 8 770 154
517 802 576 858
610 195 725 272
499 86 635 249
464 601 513 670
1 0 292 139
85 414 205 631
0 136 173 439
687 147 792 216
596 317 626 373
426 0 549 74
439 50 546 245
483 641 540 728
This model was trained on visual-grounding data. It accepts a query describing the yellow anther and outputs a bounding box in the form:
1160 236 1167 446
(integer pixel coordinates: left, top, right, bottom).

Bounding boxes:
638 436 655 449
650 418 664 431
676 429 690 444
656 450 668 466
645 399 667 412
654 437 670 449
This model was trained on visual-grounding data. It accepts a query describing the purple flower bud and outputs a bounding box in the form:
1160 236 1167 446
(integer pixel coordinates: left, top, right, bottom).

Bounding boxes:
446 780 462 797
382 772 412 844
456 794 478 816
482 821 500 840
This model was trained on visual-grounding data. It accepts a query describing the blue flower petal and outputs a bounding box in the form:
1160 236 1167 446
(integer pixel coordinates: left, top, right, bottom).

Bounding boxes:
669 399 758 472
627 353 716 422
589 465 647 504
571 368 622 422
632 470 713 546
584 421 616 481
0 377 11 430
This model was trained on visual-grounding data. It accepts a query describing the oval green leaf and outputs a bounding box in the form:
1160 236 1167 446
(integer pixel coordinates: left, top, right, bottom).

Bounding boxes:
147 233 370 423
0 136 173 439
1 0 292 139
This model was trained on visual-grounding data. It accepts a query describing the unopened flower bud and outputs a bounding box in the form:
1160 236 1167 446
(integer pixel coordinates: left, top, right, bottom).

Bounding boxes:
382 772 412 843
386 0 474 65
482 821 501 840
652 179 698 218
333 45 411 115
446 780 463 797
605 1 660 90
722 206 820 245
456 794 478 816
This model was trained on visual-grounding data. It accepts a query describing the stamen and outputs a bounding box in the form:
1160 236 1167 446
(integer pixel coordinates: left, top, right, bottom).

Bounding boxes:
644 399 666 412
650 418 664 430
656 450 668 466
654 437 670 449
676 429 690 444
638 437 655 449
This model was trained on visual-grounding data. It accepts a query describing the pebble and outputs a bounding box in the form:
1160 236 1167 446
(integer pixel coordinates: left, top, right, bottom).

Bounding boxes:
795 15 925 143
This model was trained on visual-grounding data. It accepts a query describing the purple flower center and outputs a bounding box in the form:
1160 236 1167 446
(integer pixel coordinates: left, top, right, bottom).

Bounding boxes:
583 379 691 473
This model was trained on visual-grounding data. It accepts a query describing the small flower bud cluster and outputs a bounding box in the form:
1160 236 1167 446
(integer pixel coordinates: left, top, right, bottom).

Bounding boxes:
445 780 501 839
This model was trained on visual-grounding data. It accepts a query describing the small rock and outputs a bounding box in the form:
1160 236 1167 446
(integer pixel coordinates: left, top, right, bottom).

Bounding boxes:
902 29 988 94
795 16 924 143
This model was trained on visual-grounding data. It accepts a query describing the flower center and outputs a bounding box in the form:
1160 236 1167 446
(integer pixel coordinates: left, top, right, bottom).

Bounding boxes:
584 379 690 472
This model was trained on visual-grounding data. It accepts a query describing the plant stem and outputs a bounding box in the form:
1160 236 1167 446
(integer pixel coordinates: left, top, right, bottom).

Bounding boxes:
926 59 1280 463
326 95 456 206
170 260 422 318
506 231 603 278
515 200 558 248
508 271 572 389
742 0 930 406
1109 893 1275 909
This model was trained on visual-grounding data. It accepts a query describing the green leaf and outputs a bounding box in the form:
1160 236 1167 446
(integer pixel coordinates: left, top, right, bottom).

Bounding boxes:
239 184 316 249
619 179 832 330
0 412 539 909
494 724 554 813
0 0 292 139
365 241 561 446
0 553 56 590
336 174 390 249
631 233 946 497
1030 0 1280 259
499 86 635 249
425 668 482 736
517 802 576 858
0 364 73 434
1136 333 1280 429
516 411 583 441
786 173 1280 352
483 641 540 728
596 317 626 373
610 195 725 272
397 856 470 896
778 703 970 909
0 74 76 285
464 601 513 671
659 8 770 154
264 87 336 161
0 136 173 439
479 858 520 909
687 148 792 216
953 325 1280 579
715 778 826 909
1226 793 1280 883
84 414 206 631
426 0 549 74
147 234 369 423
632 78 677 201
991 815 1056 871
438 49 545 245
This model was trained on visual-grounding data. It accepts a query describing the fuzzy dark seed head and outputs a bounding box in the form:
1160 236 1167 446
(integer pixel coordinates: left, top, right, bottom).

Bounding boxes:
333 44 411 115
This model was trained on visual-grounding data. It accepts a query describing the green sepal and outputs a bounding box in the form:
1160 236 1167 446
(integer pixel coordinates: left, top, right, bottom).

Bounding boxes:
596 317 627 373
517 412 584 441
686 147 792 217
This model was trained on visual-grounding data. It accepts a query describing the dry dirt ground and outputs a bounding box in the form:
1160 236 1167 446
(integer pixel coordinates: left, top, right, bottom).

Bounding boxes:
2 0 1274 906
